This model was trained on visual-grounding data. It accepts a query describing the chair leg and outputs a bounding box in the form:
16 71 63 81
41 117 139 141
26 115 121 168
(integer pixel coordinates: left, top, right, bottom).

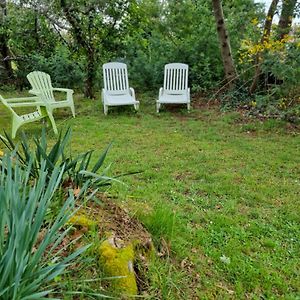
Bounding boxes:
187 103 191 112
47 114 58 135
134 103 139 111
104 105 108 116
40 107 57 135
156 103 161 113
70 104 76 118
11 119 20 139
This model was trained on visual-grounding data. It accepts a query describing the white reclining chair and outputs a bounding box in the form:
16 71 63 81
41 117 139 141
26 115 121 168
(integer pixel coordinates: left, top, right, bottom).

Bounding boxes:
157 63 190 113
102 62 139 115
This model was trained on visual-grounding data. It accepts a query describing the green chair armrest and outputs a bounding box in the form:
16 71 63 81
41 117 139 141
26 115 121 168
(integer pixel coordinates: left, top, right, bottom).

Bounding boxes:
8 102 45 108
29 89 42 95
5 96 40 103
53 88 74 94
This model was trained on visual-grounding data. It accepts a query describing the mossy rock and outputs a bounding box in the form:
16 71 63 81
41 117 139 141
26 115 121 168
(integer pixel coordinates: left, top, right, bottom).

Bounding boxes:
68 212 97 229
99 238 138 296
67 197 155 297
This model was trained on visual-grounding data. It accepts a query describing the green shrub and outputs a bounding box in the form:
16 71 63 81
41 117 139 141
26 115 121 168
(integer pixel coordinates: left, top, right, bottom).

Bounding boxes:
237 30 300 121
220 81 251 110
15 49 84 91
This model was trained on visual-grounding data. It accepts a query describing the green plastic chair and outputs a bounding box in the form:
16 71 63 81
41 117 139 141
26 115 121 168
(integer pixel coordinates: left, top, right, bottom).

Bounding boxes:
27 71 75 117
0 94 58 138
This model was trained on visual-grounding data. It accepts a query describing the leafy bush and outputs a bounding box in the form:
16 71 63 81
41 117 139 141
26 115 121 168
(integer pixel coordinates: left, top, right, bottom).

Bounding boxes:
237 31 300 121
15 48 84 91
220 81 251 110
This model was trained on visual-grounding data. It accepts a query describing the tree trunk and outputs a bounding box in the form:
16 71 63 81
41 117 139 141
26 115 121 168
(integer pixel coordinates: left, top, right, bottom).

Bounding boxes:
60 0 96 98
85 10 96 99
34 14 40 45
0 0 14 83
277 0 297 40
249 0 279 94
85 49 96 99
212 0 237 88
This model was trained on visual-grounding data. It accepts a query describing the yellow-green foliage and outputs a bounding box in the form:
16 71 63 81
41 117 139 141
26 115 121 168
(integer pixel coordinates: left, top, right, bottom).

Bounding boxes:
68 213 97 229
238 35 299 64
0 150 3 156
99 240 138 296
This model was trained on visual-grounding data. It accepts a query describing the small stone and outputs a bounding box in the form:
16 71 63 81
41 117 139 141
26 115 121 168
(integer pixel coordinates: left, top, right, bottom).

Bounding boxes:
220 255 231 265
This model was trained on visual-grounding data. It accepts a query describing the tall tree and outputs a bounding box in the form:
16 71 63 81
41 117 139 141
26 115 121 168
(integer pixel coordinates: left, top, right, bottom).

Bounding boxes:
16 0 135 98
277 0 297 40
0 0 14 83
212 0 237 88
59 0 97 98
58 0 135 98
249 0 279 94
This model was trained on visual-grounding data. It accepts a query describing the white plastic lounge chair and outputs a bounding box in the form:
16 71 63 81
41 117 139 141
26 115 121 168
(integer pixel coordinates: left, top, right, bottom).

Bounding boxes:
27 71 75 117
102 62 139 115
157 63 190 113
0 94 58 138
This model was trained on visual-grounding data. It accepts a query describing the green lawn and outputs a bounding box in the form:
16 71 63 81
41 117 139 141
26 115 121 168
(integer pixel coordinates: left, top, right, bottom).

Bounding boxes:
1 92 300 299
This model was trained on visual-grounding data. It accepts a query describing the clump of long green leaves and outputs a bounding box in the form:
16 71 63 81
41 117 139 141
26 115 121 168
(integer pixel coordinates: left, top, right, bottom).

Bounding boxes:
0 154 89 299
0 128 117 193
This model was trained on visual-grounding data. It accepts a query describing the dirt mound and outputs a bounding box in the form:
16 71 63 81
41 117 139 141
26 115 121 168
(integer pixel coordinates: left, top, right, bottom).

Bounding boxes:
78 193 152 246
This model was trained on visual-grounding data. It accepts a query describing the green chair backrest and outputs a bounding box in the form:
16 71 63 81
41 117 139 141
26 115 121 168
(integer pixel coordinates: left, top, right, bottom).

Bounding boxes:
27 71 55 104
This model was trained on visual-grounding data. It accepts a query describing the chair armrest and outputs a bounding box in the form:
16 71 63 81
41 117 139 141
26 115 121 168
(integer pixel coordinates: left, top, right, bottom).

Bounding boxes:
8 101 45 108
53 88 74 94
129 87 135 99
5 96 40 103
29 90 41 95
102 89 106 103
159 87 163 97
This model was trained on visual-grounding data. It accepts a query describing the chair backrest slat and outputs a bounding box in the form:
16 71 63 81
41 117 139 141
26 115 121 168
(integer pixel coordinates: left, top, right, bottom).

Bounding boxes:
163 63 188 94
103 62 130 95
112 68 117 91
27 71 55 103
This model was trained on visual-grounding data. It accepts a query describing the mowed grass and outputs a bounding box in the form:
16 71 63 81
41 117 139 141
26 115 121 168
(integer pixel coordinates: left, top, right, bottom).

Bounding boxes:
0 91 299 299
